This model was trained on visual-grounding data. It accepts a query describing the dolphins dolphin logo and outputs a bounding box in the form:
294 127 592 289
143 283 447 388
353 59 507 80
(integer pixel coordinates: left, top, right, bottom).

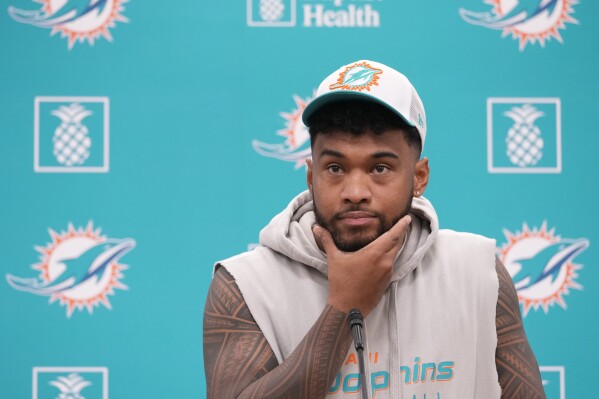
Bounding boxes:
252 94 313 169
331 68 379 88
510 238 588 291
252 140 312 167
459 0 559 30
329 63 383 91
7 0 128 48
8 0 109 28
459 0 578 50
6 238 135 296
499 223 589 316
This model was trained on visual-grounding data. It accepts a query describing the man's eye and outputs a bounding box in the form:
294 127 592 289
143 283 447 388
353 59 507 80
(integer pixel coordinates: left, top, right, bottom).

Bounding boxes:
327 165 343 174
373 165 389 174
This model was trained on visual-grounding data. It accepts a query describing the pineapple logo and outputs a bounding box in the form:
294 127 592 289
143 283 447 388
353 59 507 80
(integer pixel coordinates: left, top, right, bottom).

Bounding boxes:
539 366 566 399
50 373 92 399
52 103 93 167
33 367 108 399
260 0 285 22
504 104 544 167
487 97 561 173
247 0 296 26
35 96 110 173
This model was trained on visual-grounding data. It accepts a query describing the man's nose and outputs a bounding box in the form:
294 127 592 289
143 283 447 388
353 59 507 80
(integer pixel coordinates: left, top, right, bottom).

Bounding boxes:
341 172 372 204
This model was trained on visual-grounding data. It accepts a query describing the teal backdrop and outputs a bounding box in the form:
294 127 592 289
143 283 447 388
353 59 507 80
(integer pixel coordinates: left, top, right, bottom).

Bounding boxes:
0 0 597 398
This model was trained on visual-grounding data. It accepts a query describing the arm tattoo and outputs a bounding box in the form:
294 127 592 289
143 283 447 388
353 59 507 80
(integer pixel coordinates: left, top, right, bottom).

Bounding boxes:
495 258 546 399
204 267 352 399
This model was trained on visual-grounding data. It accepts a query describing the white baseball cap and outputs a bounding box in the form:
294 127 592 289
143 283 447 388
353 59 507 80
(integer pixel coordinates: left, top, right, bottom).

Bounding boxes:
302 60 427 148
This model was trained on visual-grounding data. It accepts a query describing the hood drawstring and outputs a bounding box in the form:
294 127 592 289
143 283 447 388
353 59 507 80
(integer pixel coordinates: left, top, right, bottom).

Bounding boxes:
388 281 401 399
362 322 373 398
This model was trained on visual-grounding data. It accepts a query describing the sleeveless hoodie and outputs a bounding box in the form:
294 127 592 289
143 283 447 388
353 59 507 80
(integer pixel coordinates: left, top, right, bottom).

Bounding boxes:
218 191 501 399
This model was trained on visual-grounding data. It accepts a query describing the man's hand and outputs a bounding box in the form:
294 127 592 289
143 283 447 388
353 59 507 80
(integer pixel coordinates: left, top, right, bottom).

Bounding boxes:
313 215 411 316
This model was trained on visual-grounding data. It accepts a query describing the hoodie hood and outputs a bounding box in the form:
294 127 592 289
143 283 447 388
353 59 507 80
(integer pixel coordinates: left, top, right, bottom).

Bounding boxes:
259 190 439 282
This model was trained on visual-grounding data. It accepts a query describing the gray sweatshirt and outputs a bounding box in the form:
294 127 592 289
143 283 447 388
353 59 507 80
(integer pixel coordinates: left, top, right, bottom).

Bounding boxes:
219 191 501 398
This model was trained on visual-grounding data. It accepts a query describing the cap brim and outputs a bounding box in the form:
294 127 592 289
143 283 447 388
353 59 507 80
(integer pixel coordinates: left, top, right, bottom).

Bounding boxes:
301 91 415 128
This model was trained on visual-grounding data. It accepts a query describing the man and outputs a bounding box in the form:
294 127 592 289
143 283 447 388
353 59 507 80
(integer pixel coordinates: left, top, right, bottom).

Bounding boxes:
203 60 545 398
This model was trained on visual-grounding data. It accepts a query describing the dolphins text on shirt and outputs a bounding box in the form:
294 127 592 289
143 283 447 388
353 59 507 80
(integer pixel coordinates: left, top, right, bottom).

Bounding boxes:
329 352 454 396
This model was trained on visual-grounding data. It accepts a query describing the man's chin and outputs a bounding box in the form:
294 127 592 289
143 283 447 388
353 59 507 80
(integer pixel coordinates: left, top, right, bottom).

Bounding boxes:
333 233 378 252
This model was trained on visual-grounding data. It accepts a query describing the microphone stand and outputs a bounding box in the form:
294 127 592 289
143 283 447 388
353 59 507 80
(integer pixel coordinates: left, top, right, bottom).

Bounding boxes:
348 309 368 399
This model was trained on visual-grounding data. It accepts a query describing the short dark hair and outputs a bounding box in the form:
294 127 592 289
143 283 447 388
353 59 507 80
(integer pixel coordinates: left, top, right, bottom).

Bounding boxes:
306 100 422 156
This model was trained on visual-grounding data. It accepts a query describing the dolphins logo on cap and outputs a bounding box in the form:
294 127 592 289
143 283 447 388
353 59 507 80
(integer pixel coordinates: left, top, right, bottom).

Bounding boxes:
329 61 383 92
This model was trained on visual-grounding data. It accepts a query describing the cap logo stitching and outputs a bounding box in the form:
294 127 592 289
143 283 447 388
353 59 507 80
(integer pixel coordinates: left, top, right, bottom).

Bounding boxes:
329 62 383 92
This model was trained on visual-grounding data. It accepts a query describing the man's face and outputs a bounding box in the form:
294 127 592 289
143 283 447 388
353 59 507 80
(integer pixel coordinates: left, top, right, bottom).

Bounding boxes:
307 129 428 252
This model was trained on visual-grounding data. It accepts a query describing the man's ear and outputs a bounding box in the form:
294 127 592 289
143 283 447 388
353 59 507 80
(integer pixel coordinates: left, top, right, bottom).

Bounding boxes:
413 157 429 197
306 158 314 196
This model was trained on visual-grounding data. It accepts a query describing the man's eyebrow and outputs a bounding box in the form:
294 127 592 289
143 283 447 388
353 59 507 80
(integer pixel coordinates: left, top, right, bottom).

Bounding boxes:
318 149 400 160
319 149 346 158
372 151 399 160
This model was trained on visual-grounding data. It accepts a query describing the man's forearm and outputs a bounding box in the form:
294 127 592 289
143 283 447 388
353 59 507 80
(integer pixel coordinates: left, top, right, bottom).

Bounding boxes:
238 304 352 399
204 267 353 399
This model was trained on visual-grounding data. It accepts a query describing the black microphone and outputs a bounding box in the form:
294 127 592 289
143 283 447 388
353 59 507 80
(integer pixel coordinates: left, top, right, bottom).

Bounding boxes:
348 309 364 350
348 309 368 399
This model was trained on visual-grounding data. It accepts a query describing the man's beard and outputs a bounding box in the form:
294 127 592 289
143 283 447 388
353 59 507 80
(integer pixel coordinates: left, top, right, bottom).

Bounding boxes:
313 197 413 252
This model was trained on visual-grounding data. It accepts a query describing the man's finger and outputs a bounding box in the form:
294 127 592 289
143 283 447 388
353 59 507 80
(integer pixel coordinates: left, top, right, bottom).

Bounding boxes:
312 225 336 255
368 215 412 254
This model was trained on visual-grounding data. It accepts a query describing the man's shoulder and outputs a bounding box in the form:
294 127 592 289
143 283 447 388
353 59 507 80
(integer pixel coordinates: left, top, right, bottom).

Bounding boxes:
218 246 280 266
429 229 497 272
437 228 496 246
216 246 302 280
